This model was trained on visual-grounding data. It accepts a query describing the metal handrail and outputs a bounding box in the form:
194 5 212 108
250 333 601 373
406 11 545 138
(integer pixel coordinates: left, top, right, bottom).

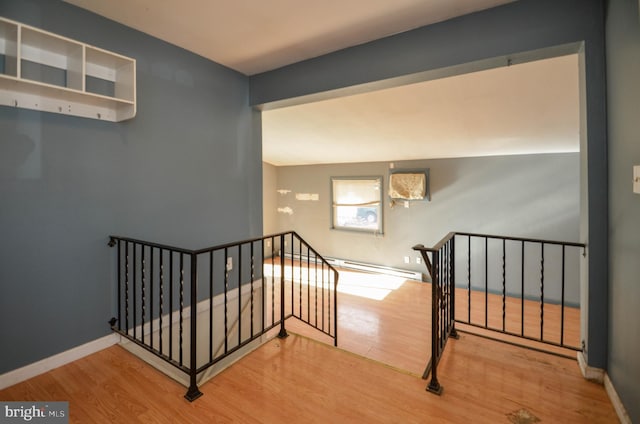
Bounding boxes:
454 231 586 249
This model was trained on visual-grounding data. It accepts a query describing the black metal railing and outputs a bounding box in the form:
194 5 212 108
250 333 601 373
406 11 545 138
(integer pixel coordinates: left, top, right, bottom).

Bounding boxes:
413 232 457 395
108 231 338 401
414 232 585 395
453 232 585 351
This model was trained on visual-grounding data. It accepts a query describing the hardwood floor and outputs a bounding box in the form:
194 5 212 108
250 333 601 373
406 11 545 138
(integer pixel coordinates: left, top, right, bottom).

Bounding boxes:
284 268 430 376
0 268 616 423
0 334 617 423
285 267 579 375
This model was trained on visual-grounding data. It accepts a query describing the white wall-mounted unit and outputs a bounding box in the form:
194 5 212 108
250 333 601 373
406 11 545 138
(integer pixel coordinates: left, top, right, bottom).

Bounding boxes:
0 16 136 122
389 169 430 201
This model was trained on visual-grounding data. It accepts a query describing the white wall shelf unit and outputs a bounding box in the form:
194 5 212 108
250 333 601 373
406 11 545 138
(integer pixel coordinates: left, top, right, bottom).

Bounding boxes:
0 16 136 122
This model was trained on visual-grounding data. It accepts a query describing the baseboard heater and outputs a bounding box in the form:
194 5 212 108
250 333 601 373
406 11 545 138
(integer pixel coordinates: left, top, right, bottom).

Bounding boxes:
282 252 423 282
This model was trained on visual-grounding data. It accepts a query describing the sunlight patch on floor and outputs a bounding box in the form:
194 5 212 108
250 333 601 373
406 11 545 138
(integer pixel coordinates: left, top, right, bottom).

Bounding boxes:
262 264 407 300
337 269 406 300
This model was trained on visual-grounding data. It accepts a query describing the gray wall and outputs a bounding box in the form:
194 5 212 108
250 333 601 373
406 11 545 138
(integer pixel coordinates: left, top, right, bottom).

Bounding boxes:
262 162 279 235
269 154 580 304
251 0 608 370
606 1 640 422
0 0 262 374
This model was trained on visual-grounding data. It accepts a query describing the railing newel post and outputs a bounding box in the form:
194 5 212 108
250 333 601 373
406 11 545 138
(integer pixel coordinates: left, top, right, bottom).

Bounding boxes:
450 237 458 339
427 249 442 394
185 252 203 402
414 236 457 395
278 234 289 339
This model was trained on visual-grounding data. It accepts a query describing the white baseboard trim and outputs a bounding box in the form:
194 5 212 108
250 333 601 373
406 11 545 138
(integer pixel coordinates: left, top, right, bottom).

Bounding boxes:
577 352 631 423
0 281 264 392
323 255 423 281
604 373 632 424
577 351 605 383
0 333 120 390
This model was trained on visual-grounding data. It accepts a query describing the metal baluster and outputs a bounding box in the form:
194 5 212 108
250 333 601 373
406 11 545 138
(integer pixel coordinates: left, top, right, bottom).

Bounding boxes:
126 242 130 335
443 243 448 336
150 246 154 350
250 242 255 338
450 237 457 339
484 237 488 328
540 243 545 341
333 269 338 346
117 239 122 331
560 245 566 346
298 239 302 320
502 239 506 332
261 240 265 334
133 243 137 340
307 246 310 322
315 255 318 327
449 242 452 331
271 239 275 326
141 245 146 345
521 241 525 337
467 236 471 323
179 253 184 366
224 247 229 354
299 239 302 318
238 244 242 347
159 249 164 356
321 262 325 332
441 249 445 347
169 251 174 361
209 250 214 362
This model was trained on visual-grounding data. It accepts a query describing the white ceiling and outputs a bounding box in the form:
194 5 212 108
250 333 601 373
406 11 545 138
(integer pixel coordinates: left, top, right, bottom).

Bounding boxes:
263 54 579 166
64 0 579 166
65 0 514 75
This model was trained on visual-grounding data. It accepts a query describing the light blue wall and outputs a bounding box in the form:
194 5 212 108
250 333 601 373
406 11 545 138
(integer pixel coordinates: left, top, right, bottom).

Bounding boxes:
606 1 640 422
0 0 262 374
251 0 608 370
262 162 279 235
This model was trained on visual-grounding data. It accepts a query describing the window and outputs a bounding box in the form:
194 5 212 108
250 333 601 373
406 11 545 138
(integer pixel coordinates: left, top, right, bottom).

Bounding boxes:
331 176 383 234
